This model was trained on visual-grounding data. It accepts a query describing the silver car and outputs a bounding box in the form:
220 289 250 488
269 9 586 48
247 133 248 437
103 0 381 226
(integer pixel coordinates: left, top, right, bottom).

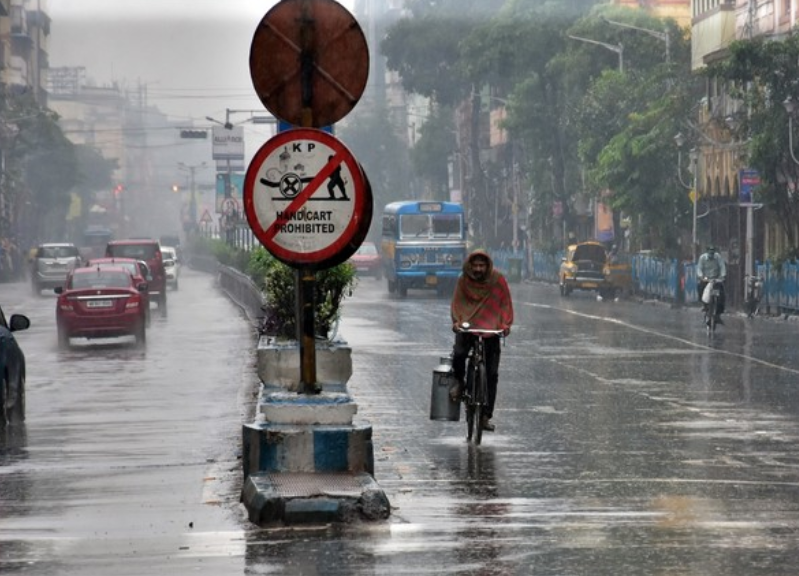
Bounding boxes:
31 243 82 294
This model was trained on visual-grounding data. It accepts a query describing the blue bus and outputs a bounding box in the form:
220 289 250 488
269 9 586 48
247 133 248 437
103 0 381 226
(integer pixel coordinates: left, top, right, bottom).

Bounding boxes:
380 201 467 297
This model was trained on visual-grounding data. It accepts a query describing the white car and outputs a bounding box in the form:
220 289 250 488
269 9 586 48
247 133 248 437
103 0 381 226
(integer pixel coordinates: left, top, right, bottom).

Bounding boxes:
161 246 180 290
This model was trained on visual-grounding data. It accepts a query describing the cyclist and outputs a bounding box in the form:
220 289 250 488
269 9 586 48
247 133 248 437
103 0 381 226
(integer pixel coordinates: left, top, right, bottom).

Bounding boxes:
696 245 727 324
449 250 514 432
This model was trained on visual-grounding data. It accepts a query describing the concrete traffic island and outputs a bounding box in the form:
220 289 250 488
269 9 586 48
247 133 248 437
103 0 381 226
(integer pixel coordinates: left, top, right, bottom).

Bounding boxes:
241 337 390 525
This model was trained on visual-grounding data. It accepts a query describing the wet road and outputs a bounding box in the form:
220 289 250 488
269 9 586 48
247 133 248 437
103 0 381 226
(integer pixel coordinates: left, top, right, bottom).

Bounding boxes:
0 269 258 575
3 271 799 574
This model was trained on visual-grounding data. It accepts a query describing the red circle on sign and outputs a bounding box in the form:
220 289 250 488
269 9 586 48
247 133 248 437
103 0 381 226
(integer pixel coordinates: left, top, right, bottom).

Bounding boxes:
243 128 370 268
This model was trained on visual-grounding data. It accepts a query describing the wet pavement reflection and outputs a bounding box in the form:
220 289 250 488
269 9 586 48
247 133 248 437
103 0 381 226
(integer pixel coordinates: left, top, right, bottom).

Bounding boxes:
3 274 799 574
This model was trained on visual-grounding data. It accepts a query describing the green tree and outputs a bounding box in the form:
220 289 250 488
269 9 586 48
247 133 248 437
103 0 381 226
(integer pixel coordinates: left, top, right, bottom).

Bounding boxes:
1 93 79 241
705 35 799 256
380 17 474 107
337 104 413 237
409 105 456 200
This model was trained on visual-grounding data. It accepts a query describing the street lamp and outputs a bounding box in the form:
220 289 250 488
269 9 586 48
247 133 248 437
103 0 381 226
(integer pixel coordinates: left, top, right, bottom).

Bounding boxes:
601 17 670 64
783 97 799 165
568 35 624 72
674 133 698 261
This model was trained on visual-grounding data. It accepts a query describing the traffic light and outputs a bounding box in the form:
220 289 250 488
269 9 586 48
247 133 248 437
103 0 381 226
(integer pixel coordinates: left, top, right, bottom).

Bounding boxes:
113 184 124 196
171 184 180 193
180 129 207 139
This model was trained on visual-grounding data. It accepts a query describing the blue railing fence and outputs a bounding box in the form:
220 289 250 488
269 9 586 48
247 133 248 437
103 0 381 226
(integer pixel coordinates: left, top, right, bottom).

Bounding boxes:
520 249 799 315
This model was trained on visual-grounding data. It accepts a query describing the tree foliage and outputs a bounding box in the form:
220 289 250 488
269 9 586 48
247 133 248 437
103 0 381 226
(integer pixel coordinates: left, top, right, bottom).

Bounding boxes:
704 35 799 255
380 17 474 107
0 93 79 240
337 103 413 236
381 3 698 255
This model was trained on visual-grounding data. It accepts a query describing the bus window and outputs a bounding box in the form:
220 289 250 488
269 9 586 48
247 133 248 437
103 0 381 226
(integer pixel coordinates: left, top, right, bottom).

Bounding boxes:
432 214 461 237
400 214 430 238
382 215 397 237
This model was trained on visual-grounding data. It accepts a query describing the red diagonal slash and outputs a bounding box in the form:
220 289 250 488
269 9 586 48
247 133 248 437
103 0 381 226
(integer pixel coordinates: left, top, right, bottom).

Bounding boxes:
264 150 345 242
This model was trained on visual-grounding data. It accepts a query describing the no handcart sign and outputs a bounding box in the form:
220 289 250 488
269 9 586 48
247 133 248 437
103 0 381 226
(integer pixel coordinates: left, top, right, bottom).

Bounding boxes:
243 128 372 268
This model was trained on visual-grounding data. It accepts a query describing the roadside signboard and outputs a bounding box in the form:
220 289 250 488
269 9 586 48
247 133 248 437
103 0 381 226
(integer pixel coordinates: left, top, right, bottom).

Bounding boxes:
215 173 244 213
739 168 760 205
249 0 369 128
212 126 245 161
243 128 372 268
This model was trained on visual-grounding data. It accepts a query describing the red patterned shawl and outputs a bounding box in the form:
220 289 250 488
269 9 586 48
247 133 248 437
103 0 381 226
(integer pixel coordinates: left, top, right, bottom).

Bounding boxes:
450 250 514 331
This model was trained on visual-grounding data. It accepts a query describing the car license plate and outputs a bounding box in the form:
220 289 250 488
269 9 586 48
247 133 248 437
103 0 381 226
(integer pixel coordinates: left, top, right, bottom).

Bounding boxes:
86 300 113 308
583 282 597 288
426 276 438 286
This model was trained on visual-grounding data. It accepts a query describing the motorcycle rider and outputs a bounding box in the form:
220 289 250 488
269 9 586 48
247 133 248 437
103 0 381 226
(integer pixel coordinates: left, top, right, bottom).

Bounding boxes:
449 250 514 432
696 245 727 324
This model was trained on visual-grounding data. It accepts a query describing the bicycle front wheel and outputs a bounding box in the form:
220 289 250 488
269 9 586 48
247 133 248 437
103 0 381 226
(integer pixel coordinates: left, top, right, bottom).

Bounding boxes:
465 362 476 441
708 296 717 334
474 362 488 445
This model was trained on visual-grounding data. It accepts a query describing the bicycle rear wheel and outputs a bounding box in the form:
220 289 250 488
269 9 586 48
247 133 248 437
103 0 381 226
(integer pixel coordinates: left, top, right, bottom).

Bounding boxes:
474 363 487 445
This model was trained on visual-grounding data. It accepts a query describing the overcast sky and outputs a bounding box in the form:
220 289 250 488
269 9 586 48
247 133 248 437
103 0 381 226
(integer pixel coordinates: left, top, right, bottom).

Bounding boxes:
47 0 356 126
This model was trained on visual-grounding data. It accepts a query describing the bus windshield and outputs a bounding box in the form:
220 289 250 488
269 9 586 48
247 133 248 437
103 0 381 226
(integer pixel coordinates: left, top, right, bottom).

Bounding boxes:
399 214 461 239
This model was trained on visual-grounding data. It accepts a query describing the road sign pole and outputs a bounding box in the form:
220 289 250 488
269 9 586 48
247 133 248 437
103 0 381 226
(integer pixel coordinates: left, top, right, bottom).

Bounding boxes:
298 1 318 395
248 0 371 396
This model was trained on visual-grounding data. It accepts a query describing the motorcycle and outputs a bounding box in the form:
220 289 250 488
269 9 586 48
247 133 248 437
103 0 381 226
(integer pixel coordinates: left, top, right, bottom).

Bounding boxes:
745 274 763 318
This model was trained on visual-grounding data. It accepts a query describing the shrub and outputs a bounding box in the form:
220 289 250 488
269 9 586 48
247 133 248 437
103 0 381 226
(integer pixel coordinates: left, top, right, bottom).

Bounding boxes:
249 246 357 340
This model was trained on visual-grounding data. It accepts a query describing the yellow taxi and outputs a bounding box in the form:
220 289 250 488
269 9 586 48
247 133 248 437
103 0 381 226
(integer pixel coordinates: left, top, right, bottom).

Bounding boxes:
559 241 615 298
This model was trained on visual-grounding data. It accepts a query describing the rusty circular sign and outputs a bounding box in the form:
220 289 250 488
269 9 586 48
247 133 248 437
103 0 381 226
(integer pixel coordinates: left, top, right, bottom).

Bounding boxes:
249 0 370 128
243 128 373 269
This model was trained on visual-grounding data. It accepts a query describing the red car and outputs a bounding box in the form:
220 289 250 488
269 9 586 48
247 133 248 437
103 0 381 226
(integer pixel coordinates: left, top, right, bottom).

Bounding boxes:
85 257 152 325
349 241 382 280
105 239 167 316
55 266 148 348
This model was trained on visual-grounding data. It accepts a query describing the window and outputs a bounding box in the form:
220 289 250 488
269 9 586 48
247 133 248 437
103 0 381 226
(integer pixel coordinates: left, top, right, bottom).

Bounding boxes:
71 271 131 289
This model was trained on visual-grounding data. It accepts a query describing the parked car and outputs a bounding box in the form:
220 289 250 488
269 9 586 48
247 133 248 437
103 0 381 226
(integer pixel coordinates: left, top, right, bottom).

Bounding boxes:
559 241 614 298
55 266 148 348
349 241 382 280
0 303 30 424
160 246 180 290
105 239 167 316
85 257 152 326
31 242 82 294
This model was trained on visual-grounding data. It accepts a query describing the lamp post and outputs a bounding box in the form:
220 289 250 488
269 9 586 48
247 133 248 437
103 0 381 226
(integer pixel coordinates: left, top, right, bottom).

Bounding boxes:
178 161 207 232
674 133 698 261
568 35 624 72
783 97 799 165
601 17 670 64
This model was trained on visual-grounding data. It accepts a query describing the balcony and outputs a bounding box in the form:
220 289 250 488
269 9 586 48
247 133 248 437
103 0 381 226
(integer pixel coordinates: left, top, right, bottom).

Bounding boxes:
691 4 736 71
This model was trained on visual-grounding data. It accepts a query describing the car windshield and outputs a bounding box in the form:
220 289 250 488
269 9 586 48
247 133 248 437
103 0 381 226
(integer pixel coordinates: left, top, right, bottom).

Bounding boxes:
39 246 78 258
110 244 158 260
357 244 377 255
70 271 131 289
573 244 607 262
94 262 137 276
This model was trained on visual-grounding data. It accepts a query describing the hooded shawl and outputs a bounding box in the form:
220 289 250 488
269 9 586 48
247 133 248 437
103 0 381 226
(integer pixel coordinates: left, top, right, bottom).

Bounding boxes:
450 250 514 332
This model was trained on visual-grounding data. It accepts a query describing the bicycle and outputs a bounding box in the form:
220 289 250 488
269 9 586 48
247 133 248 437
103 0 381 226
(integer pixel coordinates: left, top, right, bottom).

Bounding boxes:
458 323 504 445
701 277 723 335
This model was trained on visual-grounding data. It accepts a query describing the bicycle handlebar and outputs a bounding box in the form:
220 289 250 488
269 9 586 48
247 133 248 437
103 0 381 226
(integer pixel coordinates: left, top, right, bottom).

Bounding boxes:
458 328 505 335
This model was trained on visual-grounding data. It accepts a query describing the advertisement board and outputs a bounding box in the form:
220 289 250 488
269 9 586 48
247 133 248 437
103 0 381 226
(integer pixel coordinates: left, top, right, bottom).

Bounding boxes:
212 126 245 161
